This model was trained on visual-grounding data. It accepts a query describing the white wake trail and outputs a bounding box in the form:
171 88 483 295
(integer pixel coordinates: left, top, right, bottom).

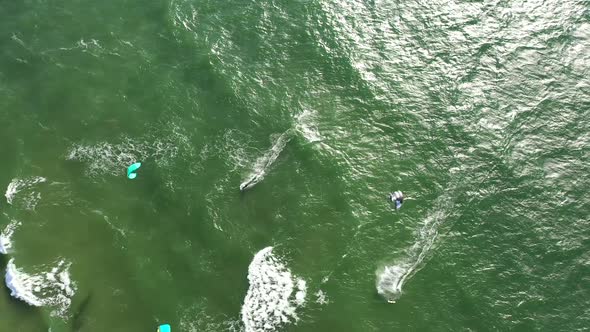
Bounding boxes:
240 131 292 191
376 196 453 302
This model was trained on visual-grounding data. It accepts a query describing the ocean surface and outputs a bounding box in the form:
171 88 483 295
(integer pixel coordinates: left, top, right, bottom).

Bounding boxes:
1 0 589 331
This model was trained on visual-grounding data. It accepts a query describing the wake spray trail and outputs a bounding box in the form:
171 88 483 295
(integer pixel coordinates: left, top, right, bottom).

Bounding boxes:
239 130 292 191
376 191 455 302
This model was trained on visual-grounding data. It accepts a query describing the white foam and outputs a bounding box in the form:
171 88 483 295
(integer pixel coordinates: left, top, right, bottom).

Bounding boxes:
240 131 292 191
241 247 307 332
294 279 307 306
5 177 47 209
5 259 76 316
314 290 329 305
0 219 21 254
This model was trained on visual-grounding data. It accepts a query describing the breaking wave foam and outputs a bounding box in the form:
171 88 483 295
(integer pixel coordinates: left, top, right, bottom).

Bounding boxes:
240 131 292 191
5 258 76 316
4 177 47 210
0 219 21 254
241 247 307 332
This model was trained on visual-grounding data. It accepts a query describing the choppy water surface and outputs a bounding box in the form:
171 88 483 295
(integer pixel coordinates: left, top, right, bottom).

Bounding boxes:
1 0 589 331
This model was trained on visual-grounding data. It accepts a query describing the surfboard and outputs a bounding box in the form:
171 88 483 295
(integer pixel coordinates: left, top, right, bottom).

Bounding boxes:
127 162 141 179
157 324 170 332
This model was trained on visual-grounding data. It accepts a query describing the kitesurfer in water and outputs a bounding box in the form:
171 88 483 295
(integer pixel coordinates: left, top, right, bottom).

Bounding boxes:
389 191 404 210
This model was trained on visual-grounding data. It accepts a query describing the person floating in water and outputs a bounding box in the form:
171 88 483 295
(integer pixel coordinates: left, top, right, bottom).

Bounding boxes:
389 191 404 210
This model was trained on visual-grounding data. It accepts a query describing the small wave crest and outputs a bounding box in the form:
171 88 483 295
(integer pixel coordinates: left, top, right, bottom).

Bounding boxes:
0 219 21 255
5 258 76 316
4 177 47 210
241 247 307 332
240 131 292 191
294 110 322 144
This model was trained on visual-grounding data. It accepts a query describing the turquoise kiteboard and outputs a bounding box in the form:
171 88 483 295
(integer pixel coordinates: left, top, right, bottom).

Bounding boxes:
157 324 170 332
127 162 141 179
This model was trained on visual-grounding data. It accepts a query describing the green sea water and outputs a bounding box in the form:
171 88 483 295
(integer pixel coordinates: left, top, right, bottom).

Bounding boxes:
0 0 589 331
